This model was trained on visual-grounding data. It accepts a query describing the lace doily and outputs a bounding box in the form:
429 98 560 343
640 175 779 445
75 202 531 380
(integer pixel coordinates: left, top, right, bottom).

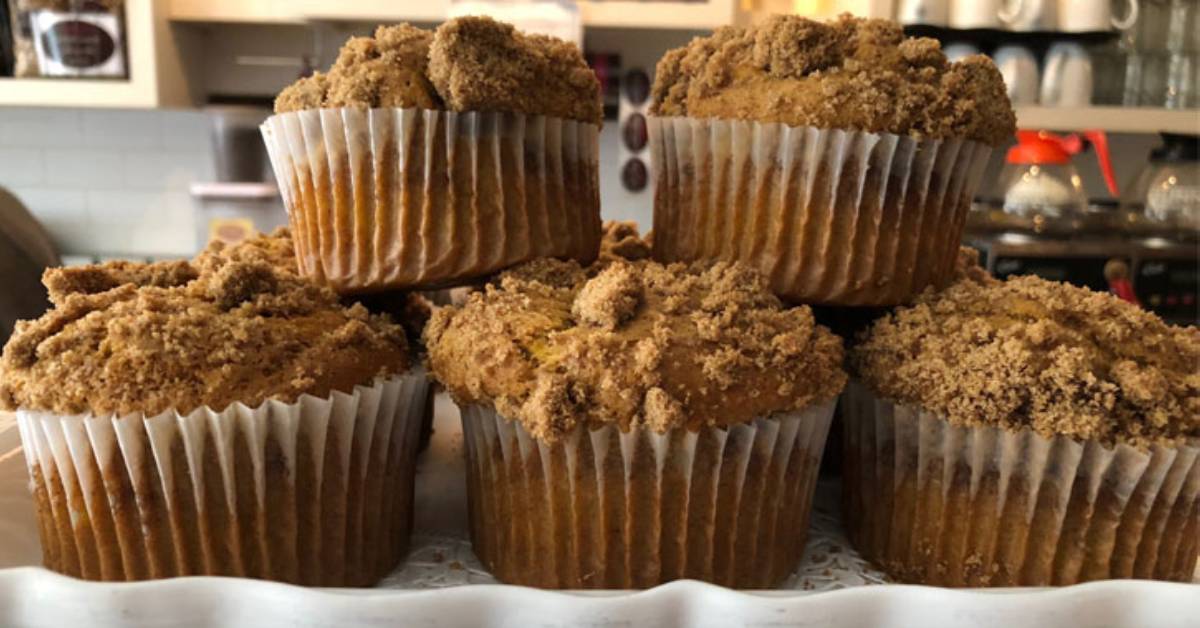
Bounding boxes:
379 396 890 590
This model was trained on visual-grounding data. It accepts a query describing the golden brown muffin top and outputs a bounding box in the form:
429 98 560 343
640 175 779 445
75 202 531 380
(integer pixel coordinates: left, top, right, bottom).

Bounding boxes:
0 233 410 417
598 220 652 265
428 16 601 125
276 24 439 112
650 14 1015 146
853 276 1200 448
951 246 997 287
194 227 300 276
425 258 846 442
275 18 601 125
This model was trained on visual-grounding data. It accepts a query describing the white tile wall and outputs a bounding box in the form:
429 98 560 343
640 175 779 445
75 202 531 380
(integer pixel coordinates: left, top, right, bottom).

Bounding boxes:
0 108 214 258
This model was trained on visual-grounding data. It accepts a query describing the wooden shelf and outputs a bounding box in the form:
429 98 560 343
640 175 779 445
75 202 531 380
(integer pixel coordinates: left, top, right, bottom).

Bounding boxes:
0 0 191 108
1015 107 1200 134
280 0 735 29
169 0 302 24
290 0 446 23
579 1 735 29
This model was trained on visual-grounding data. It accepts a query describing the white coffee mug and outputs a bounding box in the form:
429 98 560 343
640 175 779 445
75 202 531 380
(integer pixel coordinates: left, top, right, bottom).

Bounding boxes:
1001 0 1056 30
897 0 949 25
943 42 982 63
1041 42 1094 106
1057 0 1139 32
993 45 1041 104
951 0 1026 28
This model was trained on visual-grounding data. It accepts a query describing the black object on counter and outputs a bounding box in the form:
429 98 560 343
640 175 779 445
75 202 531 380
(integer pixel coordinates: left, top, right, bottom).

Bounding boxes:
902 24 1118 48
622 112 647 152
970 236 1199 327
620 157 648 192
0 1 13 76
622 68 650 106
0 186 60 344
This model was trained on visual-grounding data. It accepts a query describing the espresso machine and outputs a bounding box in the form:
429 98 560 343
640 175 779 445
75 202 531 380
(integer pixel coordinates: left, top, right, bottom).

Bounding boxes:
967 132 1199 327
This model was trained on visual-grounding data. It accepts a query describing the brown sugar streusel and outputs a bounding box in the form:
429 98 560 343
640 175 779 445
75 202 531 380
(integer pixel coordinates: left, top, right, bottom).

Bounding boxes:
853 275 1200 448
275 17 601 125
0 231 409 417
651 14 1015 146
425 257 846 442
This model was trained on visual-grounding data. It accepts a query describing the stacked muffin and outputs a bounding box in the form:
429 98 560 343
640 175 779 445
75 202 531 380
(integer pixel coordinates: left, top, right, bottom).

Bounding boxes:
264 17 602 294
1 231 429 585
648 14 1012 306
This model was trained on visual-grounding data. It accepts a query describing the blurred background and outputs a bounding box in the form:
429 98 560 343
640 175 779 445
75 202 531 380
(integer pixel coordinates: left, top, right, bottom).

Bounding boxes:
0 0 1196 332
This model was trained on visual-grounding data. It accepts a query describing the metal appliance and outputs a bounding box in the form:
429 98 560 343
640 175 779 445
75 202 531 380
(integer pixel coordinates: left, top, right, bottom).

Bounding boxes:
967 229 1198 326
191 104 287 250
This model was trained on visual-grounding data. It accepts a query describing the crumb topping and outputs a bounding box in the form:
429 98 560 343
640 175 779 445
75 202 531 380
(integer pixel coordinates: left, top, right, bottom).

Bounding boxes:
274 71 330 113
650 14 1015 146
598 220 652 264
0 232 409 417
276 25 439 112
853 275 1200 448
274 18 600 125
326 25 440 110
572 262 643 330
425 258 846 442
43 260 197 306
193 227 300 276
951 246 997 287
353 291 435 354
428 16 601 125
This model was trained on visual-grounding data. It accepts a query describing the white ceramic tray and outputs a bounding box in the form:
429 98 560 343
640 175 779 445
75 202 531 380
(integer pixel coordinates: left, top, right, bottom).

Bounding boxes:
0 397 1196 628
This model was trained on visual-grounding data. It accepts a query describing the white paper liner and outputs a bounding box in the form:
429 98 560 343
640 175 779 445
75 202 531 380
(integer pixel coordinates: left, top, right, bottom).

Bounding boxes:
841 382 1200 586
16 370 431 586
261 108 602 293
648 116 992 306
459 400 836 589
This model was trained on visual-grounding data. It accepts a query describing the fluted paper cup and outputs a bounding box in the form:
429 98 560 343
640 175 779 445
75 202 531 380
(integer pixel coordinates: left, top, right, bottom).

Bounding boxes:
841 382 1200 586
16 370 431 586
262 108 601 294
459 400 836 589
649 116 992 306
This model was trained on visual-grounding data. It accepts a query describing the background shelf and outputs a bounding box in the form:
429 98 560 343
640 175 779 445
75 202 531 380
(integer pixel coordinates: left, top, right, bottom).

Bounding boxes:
1015 107 1200 134
284 0 736 28
0 0 191 108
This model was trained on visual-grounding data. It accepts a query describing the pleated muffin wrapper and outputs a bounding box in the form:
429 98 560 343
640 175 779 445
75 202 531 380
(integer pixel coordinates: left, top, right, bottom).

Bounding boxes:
16 369 431 586
648 116 992 306
262 108 602 294
459 400 836 589
841 381 1200 587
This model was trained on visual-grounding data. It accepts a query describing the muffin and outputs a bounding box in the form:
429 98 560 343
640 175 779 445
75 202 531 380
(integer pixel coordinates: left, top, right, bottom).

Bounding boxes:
424 258 846 588
354 290 439 451
1 234 430 585
845 275 1200 586
263 18 602 294
648 14 1014 306
202 228 440 452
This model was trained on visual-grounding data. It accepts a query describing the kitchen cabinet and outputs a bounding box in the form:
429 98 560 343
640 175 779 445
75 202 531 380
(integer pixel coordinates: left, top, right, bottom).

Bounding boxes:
0 0 192 108
1016 107 1200 134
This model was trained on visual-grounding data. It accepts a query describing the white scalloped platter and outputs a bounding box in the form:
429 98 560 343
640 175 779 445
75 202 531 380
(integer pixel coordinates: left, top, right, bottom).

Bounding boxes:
0 397 1196 628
